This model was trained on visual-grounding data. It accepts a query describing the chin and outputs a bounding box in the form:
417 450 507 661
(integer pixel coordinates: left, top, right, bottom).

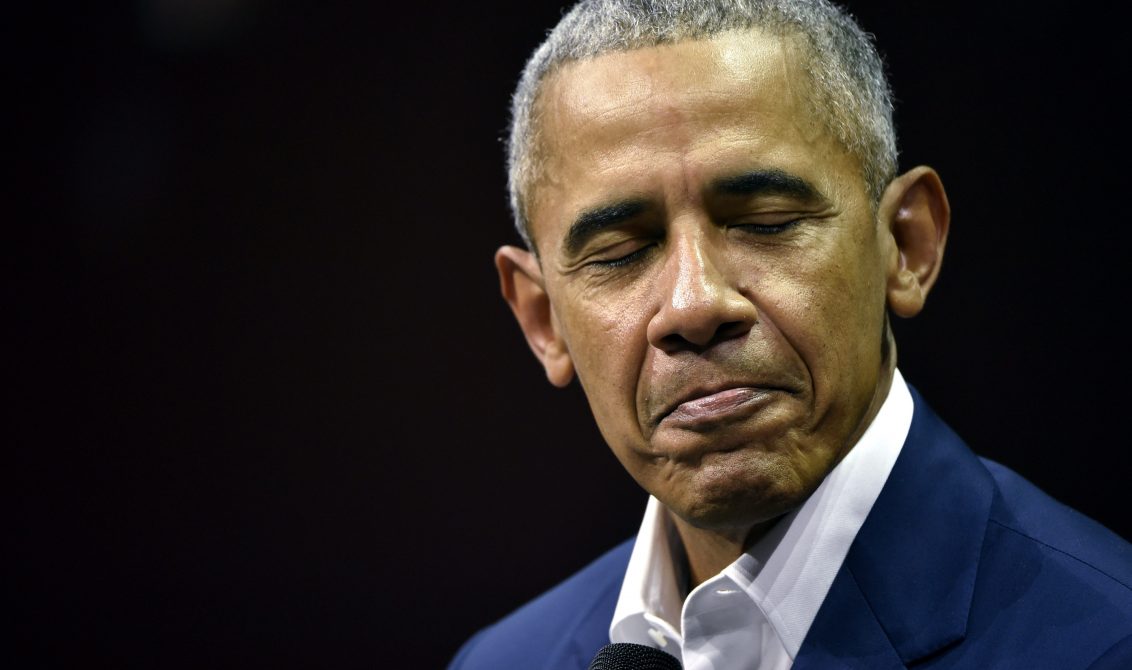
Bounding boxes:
663 451 811 532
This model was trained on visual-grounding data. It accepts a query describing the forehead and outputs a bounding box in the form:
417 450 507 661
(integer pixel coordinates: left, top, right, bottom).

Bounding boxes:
526 30 848 247
541 29 804 129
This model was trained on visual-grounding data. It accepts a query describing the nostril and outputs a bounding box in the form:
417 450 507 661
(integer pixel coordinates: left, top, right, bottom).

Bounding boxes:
657 320 750 354
658 332 695 353
716 320 752 342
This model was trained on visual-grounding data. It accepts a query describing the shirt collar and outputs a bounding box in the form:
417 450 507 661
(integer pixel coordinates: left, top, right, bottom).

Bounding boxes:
610 369 915 660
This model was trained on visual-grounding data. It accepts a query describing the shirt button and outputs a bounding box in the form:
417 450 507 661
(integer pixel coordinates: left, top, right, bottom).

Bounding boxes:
647 627 669 647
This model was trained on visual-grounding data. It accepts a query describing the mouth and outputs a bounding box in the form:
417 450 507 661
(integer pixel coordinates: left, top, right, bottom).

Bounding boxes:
657 385 787 431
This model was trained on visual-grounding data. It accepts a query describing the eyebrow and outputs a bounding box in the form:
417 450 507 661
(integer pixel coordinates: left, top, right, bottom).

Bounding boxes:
563 200 647 257
560 170 823 258
711 169 826 203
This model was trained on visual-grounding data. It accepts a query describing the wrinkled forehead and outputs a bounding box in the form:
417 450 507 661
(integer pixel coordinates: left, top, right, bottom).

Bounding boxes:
540 29 806 118
524 30 834 242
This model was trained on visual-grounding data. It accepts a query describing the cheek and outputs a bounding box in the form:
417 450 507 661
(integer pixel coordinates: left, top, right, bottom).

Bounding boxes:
753 239 887 389
812 268 887 401
558 289 655 440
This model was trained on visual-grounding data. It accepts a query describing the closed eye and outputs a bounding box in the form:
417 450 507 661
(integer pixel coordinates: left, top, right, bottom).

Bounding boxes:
586 243 655 269
732 219 802 235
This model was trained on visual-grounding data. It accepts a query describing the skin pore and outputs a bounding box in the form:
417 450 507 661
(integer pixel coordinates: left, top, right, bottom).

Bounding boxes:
497 29 948 587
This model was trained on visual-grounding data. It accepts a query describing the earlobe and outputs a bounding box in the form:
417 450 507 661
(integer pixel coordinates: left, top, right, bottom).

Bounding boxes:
495 246 575 387
880 166 951 318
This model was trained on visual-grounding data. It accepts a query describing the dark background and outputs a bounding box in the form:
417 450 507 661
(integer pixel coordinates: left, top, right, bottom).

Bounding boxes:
13 1 1131 667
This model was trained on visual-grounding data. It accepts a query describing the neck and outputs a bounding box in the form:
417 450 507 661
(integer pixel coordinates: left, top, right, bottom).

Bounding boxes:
670 515 777 588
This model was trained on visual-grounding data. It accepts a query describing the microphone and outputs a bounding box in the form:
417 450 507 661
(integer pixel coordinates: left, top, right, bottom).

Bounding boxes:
587 642 683 670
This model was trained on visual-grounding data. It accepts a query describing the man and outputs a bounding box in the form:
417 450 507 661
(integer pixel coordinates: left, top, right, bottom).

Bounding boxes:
451 1 1132 667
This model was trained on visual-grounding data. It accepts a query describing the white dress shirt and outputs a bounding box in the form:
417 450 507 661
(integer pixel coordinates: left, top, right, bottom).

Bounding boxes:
610 370 915 669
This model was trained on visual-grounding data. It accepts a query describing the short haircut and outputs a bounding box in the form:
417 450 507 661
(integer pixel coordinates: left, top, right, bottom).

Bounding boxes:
507 0 897 250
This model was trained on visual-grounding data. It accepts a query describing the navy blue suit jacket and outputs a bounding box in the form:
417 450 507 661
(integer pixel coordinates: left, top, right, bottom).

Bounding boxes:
450 391 1132 668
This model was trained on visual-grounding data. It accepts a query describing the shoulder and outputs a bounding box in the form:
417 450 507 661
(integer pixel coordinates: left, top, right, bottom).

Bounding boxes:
905 386 1132 594
961 457 1132 666
859 388 1132 666
980 456 1132 591
447 539 634 670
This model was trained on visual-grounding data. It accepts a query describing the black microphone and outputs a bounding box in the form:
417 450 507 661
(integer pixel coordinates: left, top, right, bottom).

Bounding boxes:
587 642 683 670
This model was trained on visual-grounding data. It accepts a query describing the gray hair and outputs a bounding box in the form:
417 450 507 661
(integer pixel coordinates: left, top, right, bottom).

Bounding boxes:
507 0 897 249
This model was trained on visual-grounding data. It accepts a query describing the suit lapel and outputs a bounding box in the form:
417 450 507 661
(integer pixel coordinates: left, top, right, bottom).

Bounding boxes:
792 564 906 669
795 387 994 667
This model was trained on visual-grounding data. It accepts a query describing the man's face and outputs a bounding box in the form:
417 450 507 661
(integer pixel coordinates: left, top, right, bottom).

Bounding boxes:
522 30 899 532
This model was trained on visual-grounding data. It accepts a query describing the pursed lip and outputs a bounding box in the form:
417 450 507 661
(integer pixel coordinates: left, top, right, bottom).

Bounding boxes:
654 382 794 430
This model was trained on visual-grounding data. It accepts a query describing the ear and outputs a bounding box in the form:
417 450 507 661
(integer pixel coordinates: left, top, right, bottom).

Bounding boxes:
879 166 951 318
495 245 575 387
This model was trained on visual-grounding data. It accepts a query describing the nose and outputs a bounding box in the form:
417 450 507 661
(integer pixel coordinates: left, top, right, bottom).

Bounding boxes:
646 230 757 353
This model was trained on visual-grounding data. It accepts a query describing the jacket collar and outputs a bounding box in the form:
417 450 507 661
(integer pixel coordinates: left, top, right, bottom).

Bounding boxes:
795 387 994 668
